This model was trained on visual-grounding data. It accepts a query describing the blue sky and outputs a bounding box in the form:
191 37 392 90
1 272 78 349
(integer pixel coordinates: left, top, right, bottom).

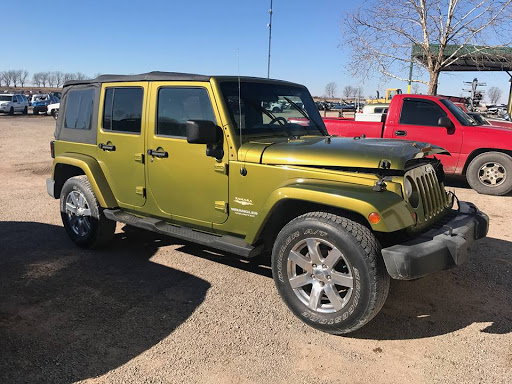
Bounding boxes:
4 0 510 103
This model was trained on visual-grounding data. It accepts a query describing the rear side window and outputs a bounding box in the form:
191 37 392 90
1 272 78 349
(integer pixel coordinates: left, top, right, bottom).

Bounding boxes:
64 89 95 130
399 99 446 126
157 87 216 137
103 87 143 133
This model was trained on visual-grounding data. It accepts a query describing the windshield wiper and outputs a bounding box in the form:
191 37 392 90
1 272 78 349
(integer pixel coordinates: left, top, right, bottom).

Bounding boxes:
283 97 326 136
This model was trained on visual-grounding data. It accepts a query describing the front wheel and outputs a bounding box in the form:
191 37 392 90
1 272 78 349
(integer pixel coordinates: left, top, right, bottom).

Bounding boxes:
466 152 512 196
60 175 116 248
271 212 389 334
8 107 14 116
23 106 28 115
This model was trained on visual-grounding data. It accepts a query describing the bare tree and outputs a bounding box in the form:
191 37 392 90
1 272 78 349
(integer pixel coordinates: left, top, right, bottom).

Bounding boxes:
412 83 420 94
324 81 337 98
32 72 42 87
488 86 502 104
75 72 88 80
48 72 56 87
354 86 364 99
343 85 355 99
63 73 76 83
53 71 64 87
19 70 29 87
343 0 512 94
39 72 50 87
2 71 13 87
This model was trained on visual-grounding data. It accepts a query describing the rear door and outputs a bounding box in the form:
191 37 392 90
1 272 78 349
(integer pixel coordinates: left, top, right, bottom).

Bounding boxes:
96 83 148 208
383 98 463 172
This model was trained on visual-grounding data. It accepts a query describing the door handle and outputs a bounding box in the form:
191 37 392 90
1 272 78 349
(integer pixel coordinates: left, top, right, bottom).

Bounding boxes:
147 149 168 158
394 130 407 137
98 143 116 151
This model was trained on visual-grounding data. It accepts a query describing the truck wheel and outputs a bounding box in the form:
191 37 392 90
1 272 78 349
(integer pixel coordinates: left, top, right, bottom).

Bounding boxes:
466 152 512 196
23 106 28 115
8 107 14 116
271 212 389 334
60 175 115 248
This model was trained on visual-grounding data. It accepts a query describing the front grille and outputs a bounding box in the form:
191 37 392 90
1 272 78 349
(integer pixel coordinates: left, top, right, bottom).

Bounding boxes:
406 164 451 222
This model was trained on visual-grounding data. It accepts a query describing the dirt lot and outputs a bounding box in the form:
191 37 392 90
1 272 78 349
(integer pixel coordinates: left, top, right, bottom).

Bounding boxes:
0 115 510 384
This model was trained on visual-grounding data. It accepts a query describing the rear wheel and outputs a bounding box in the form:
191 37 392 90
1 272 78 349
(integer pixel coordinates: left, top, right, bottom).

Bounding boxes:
466 152 512 196
60 175 115 248
271 212 389 334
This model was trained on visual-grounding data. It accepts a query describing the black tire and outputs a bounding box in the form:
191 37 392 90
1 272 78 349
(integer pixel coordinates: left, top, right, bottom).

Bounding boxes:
271 212 389 334
272 107 281 113
8 107 14 116
33 109 39 115
60 175 116 248
466 152 512 196
23 106 28 115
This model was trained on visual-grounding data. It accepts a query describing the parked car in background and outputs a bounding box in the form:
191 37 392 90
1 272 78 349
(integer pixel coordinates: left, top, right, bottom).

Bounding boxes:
47 101 60 118
32 94 60 115
0 94 29 115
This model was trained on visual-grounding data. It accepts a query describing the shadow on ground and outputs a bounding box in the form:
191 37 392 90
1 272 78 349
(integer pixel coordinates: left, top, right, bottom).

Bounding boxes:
181 234 511 340
0 222 210 384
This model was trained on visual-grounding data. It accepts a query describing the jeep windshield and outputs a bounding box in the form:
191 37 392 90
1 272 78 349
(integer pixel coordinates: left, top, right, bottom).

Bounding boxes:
220 81 327 137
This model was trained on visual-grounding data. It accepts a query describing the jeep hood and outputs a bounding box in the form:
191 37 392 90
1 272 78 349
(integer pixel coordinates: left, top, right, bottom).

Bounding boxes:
239 136 449 170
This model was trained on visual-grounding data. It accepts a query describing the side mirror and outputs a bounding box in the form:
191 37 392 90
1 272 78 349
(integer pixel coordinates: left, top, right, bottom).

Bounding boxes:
438 116 454 130
186 120 222 144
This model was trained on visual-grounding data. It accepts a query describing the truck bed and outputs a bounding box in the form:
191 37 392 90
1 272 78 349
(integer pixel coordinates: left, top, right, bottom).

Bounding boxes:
322 117 384 138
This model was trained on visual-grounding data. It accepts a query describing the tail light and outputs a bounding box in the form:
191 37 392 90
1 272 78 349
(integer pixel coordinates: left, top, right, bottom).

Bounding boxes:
50 140 55 158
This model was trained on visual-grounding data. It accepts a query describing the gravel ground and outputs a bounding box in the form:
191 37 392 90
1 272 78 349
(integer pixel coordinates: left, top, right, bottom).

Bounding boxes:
0 115 510 384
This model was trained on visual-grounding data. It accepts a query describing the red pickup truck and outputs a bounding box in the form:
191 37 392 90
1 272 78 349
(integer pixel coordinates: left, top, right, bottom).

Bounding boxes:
324 94 512 196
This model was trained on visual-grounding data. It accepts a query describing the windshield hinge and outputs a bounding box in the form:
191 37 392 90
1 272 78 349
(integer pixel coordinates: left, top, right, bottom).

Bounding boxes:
214 163 228 175
215 201 228 213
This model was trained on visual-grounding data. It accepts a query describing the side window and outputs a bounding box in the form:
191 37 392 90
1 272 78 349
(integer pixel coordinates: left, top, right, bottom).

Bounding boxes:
15 95 21 103
64 89 95 130
399 99 447 126
157 88 216 137
103 87 143 133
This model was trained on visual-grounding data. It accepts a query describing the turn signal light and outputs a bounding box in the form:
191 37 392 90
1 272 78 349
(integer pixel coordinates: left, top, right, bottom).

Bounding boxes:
368 212 381 224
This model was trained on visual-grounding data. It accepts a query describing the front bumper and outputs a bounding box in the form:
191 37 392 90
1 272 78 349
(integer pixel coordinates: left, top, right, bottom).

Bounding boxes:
381 202 488 280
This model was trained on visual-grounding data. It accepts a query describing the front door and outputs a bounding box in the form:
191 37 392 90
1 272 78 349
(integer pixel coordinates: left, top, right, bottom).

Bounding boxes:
146 82 228 226
96 82 148 208
384 98 463 172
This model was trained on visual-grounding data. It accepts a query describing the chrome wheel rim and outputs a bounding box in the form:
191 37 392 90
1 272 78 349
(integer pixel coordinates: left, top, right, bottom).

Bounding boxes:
65 190 92 237
287 238 353 314
478 162 506 187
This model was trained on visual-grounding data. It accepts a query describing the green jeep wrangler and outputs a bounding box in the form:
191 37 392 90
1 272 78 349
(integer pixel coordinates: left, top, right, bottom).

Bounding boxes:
47 72 488 334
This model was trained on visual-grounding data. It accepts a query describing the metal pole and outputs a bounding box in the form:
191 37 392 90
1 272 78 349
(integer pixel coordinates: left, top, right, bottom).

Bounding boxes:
407 59 414 93
267 0 273 79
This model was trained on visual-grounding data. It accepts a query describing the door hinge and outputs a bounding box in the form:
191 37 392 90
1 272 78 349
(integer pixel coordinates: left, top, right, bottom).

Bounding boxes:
214 163 228 175
134 153 145 163
215 201 228 213
135 186 146 196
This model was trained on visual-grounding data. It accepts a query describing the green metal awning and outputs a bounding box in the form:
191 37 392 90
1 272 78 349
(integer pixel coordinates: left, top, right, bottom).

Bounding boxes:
412 44 512 71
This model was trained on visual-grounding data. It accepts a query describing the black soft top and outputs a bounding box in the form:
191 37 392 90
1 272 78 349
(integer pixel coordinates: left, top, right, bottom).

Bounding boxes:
63 71 303 88
64 71 211 87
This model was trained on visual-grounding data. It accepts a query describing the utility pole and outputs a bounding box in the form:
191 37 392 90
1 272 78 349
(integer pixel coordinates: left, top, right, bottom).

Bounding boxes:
267 0 273 79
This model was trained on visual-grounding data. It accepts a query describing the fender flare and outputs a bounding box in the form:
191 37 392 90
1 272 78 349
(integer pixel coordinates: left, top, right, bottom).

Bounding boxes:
244 180 414 244
53 153 117 208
